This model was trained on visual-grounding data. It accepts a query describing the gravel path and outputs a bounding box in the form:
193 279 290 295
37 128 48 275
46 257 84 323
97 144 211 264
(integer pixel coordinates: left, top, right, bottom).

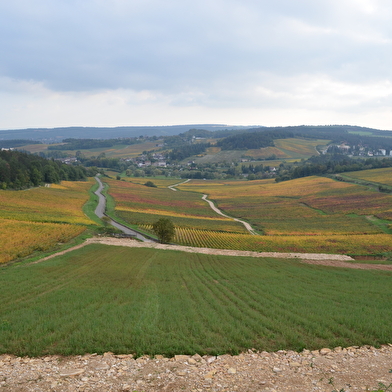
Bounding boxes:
33 237 392 271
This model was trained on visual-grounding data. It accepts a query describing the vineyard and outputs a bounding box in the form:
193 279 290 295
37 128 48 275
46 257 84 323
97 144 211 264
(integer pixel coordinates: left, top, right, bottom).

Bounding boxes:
177 176 392 234
343 167 392 186
0 180 96 264
102 174 392 254
105 178 248 234
138 225 392 254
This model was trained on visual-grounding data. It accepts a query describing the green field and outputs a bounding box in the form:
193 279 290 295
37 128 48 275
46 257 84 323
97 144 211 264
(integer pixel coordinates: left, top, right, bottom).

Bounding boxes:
1 244 391 357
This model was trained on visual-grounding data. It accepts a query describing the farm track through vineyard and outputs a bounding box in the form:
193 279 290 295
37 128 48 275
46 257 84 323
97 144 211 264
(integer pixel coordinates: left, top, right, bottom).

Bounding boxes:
34 237 392 271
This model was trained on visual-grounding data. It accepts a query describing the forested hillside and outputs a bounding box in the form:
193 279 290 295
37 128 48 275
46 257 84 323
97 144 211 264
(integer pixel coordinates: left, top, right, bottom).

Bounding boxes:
0 150 89 189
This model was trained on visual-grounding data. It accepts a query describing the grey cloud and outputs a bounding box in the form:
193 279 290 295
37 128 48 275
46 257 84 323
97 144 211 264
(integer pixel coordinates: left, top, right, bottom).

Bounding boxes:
1 0 392 105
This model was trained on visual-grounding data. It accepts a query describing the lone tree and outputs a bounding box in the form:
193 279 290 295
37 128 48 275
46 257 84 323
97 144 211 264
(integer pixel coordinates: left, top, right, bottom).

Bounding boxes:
152 218 175 244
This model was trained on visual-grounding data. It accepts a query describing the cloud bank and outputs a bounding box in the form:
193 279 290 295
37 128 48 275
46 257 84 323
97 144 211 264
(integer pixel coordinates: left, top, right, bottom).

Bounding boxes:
1 0 392 129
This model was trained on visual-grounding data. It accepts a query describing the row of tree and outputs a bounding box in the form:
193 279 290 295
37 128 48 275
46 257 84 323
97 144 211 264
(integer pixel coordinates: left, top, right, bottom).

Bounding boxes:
275 155 392 182
47 137 142 150
0 150 91 190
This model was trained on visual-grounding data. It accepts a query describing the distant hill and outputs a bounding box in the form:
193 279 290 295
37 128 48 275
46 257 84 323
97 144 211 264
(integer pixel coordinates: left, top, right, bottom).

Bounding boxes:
0 125 252 142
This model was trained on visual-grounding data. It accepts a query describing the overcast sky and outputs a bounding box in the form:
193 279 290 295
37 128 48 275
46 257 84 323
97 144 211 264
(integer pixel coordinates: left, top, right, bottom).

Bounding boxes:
1 0 392 130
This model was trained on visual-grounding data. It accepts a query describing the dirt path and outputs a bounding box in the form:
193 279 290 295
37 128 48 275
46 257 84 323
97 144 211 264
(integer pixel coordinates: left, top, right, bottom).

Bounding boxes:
168 179 190 191
33 237 392 271
167 179 258 234
201 194 258 235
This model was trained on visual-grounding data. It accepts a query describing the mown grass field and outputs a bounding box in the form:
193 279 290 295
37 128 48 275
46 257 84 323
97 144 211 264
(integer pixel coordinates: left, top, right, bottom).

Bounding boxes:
0 180 97 264
1 244 391 357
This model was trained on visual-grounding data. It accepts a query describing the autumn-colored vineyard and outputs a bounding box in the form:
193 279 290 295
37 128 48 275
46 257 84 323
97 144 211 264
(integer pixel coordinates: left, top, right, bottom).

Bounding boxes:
0 180 96 263
139 225 392 254
121 174 392 254
343 167 392 186
177 176 392 235
105 178 248 234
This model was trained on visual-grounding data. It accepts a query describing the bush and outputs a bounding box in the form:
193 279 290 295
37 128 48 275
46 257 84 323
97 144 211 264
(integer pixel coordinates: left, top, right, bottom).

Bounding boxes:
144 181 157 188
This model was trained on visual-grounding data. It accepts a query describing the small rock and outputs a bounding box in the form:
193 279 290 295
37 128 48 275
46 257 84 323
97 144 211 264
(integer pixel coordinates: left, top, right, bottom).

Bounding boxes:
188 358 197 365
204 370 216 379
122 385 132 391
290 362 301 367
177 371 187 376
94 363 110 371
273 367 282 373
60 368 85 377
192 354 203 361
320 348 332 355
228 368 237 374
174 355 189 362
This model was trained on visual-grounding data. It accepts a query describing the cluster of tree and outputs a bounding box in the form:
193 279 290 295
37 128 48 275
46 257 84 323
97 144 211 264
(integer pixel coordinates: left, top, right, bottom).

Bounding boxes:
275 154 392 182
77 154 128 172
167 143 210 161
0 150 91 190
0 139 42 149
38 150 70 159
217 130 294 150
48 138 141 150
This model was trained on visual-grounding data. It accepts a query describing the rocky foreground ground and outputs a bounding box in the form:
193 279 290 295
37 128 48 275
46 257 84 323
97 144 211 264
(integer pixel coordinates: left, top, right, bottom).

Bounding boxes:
1 345 391 392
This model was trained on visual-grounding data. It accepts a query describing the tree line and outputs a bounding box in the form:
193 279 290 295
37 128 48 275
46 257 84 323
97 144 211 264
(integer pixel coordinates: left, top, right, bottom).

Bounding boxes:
48 137 142 151
275 154 392 182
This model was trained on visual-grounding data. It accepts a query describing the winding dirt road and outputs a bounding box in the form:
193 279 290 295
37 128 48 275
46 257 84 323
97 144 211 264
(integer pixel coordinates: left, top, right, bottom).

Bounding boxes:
201 194 258 235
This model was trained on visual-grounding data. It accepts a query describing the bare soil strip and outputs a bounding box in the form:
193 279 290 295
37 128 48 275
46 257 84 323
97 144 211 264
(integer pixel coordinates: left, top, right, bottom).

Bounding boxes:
33 237 392 271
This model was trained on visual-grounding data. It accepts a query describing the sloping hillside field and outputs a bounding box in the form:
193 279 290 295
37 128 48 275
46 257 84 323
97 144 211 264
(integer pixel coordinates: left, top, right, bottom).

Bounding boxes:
173 176 392 254
106 175 392 255
0 180 96 264
1 244 391 357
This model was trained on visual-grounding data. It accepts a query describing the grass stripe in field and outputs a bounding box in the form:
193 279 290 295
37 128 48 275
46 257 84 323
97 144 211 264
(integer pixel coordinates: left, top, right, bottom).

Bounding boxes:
0 244 391 357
